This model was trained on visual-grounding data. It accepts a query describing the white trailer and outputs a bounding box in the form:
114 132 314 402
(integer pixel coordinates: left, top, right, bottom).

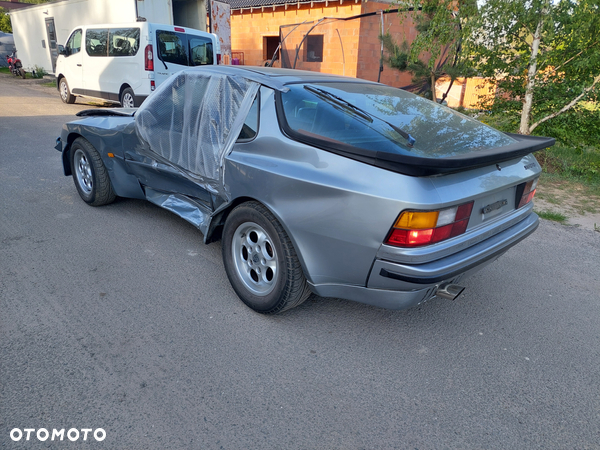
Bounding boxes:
10 0 207 74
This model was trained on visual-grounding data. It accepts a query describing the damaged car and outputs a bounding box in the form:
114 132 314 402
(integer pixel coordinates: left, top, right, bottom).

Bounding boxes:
56 66 553 314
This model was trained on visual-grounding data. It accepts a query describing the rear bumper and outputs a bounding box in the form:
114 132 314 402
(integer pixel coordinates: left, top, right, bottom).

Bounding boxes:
309 212 538 310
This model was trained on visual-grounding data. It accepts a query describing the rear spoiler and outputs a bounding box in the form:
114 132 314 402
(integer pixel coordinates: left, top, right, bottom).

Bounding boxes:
288 128 555 177
374 133 556 176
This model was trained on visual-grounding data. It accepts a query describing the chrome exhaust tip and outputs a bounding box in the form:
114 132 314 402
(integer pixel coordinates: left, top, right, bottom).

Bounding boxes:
436 283 466 301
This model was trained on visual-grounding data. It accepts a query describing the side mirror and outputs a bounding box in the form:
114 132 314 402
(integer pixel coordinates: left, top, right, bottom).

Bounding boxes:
58 45 66 56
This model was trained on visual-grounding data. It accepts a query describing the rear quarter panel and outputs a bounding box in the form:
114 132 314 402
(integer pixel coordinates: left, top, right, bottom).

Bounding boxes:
224 88 542 288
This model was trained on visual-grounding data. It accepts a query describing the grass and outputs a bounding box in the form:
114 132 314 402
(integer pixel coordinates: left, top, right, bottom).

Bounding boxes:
536 210 568 223
0 66 9 74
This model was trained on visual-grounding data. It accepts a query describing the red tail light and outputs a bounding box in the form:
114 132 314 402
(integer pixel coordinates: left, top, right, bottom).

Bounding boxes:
217 53 222 65
174 27 185 32
145 44 153 71
385 202 474 247
150 80 156 91
517 178 538 209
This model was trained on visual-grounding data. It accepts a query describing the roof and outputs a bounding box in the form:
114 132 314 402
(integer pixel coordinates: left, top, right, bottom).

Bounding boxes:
0 1 31 11
221 0 360 10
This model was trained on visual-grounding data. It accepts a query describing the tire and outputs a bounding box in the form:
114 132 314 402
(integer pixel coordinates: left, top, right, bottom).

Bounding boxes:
19 68 26 79
70 137 116 206
120 87 136 108
222 202 311 314
59 77 76 104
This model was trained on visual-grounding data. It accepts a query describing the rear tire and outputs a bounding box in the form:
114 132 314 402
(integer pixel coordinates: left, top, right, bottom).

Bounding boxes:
120 87 137 108
59 77 76 104
222 202 311 314
19 68 26 79
70 137 116 206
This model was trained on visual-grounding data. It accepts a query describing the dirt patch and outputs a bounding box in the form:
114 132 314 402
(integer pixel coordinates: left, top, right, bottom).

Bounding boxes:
535 177 600 231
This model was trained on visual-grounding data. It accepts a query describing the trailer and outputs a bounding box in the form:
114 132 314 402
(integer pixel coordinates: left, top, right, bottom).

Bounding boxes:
10 0 207 74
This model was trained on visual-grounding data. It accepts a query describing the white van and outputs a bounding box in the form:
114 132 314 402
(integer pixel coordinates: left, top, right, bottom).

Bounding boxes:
55 22 220 107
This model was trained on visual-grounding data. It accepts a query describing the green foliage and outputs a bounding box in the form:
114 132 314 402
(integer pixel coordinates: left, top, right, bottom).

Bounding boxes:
30 65 47 78
537 210 568 223
0 7 12 33
381 0 477 101
466 0 600 135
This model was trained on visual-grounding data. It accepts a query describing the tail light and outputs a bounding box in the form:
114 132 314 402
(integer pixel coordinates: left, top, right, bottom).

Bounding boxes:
174 27 185 32
516 178 538 209
385 202 474 247
217 53 222 65
150 80 156 91
145 44 153 71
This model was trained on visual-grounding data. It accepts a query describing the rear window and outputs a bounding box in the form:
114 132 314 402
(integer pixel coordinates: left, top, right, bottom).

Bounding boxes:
157 31 189 66
279 82 516 159
86 27 140 57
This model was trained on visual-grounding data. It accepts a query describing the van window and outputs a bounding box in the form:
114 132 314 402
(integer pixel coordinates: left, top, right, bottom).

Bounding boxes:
157 31 188 66
189 37 213 66
109 28 140 57
65 29 82 55
86 29 108 57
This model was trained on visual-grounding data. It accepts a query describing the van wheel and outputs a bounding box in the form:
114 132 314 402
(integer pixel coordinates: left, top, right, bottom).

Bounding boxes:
120 88 136 108
59 77 76 104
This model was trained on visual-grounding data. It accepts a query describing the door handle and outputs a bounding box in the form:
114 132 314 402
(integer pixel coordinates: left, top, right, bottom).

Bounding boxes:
77 64 82 67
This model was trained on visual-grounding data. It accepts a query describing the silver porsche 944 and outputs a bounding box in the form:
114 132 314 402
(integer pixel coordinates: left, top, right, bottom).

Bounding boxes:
56 66 553 314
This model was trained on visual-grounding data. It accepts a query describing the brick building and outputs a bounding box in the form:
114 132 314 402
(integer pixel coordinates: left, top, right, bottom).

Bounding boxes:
226 0 416 87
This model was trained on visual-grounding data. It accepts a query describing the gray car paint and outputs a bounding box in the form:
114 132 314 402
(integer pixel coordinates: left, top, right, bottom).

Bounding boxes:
57 70 542 310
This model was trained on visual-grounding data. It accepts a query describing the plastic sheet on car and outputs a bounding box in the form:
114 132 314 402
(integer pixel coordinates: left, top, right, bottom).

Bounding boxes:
134 69 260 199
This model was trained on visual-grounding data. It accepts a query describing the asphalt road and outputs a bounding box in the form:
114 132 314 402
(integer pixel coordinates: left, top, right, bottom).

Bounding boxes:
1 75 599 450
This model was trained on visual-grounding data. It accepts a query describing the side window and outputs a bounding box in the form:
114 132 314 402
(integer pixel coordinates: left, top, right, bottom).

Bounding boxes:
157 31 188 66
109 28 140 57
238 94 259 141
189 37 213 66
86 29 108 57
65 29 82 56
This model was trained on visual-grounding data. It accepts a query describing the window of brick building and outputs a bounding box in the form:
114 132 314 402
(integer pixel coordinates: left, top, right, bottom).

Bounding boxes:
305 35 323 62
263 36 279 61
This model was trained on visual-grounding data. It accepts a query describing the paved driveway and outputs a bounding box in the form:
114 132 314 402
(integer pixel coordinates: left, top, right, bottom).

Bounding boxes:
1 75 599 449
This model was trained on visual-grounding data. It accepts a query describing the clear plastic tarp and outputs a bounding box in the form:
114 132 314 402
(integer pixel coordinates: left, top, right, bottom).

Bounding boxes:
134 68 260 197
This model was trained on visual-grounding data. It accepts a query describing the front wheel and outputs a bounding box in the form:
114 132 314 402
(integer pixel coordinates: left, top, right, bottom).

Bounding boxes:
222 202 311 314
70 137 116 206
59 77 76 104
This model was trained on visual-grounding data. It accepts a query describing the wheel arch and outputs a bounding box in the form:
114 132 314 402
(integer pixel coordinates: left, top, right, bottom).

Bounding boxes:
119 83 132 97
61 131 84 176
56 74 65 93
207 196 313 284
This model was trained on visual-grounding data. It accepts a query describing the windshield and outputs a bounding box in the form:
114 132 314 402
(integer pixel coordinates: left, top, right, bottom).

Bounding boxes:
279 82 516 158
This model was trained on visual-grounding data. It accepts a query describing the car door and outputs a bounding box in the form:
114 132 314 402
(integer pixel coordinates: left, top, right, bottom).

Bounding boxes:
59 29 83 93
125 72 259 213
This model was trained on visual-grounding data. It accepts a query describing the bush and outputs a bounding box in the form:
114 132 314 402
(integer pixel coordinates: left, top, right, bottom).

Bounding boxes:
29 65 47 79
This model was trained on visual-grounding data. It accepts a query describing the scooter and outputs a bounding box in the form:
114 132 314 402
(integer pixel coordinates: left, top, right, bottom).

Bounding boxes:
6 51 26 78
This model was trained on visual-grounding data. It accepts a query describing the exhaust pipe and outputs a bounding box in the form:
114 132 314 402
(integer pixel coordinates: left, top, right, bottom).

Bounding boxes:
436 283 465 301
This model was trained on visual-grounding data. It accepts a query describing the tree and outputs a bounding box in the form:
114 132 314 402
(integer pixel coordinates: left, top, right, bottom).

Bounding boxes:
0 8 12 33
381 0 477 103
467 0 600 136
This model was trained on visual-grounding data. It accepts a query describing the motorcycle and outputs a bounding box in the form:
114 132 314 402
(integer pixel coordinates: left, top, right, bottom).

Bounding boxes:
6 51 26 78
